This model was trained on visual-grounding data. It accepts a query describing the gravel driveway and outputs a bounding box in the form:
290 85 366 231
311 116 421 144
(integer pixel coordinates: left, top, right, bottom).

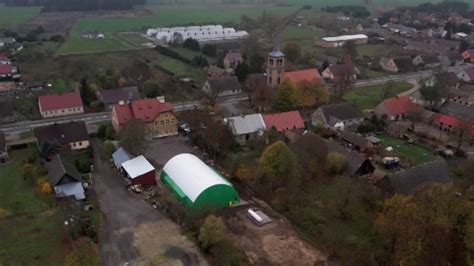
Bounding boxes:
92 140 207 266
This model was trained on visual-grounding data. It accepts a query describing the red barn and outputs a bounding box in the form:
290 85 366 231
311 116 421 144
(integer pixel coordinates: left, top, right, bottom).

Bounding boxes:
121 155 156 186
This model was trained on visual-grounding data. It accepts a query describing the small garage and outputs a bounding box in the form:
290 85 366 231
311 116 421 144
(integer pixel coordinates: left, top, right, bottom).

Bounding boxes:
161 153 240 211
121 155 156 186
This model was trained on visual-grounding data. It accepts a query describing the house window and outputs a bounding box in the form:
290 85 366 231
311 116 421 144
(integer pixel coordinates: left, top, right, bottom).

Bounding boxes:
171 119 175 124
166 119 169 124
160 121 164 125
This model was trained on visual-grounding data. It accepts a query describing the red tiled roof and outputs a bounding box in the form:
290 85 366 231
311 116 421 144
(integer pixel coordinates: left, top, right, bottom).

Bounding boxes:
0 64 12 75
383 96 420 115
113 98 174 125
262 111 305 132
285 69 325 86
436 113 459 127
38 92 83 112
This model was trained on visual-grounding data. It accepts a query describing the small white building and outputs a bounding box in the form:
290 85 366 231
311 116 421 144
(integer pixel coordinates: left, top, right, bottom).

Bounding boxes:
225 114 266 144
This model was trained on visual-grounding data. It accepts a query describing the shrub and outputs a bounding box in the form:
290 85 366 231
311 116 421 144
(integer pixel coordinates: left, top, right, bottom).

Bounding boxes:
325 152 346 175
75 155 92 173
183 38 200 51
198 215 228 250
103 141 116 157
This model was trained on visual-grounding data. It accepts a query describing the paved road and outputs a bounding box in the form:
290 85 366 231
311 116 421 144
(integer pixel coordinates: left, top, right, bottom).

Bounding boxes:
1 65 471 134
0 94 249 134
92 141 206 265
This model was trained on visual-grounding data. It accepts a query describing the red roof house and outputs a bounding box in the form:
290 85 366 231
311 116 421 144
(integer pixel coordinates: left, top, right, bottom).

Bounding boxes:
111 98 177 138
262 111 305 132
285 69 325 86
0 64 12 76
375 96 420 120
462 49 474 62
435 113 474 136
38 92 84 118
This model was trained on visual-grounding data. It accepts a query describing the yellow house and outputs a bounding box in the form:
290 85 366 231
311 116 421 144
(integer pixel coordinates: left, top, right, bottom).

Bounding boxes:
112 97 178 139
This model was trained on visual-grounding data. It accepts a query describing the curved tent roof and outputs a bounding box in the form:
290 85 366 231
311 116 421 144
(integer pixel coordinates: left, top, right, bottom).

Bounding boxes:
162 153 232 202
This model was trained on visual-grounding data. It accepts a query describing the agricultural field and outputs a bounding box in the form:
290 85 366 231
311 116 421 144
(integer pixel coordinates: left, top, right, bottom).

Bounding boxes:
0 148 68 266
58 5 297 54
378 134 435 165
280 25 324 42
0 4 41 29
343 82 412 110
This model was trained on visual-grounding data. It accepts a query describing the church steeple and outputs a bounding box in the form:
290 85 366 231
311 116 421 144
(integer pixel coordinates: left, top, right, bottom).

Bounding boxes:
267 32 285 88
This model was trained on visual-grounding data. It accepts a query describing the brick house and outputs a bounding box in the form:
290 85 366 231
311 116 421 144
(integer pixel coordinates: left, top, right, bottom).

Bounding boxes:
38 92 84 118
111 98 178 139
321 63 357 81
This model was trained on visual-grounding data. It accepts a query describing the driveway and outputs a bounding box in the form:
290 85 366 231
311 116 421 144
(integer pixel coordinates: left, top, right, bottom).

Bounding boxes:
92 140 207 266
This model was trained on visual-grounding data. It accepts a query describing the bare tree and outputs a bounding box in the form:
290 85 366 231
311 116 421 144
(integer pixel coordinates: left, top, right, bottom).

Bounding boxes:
245 75 273 112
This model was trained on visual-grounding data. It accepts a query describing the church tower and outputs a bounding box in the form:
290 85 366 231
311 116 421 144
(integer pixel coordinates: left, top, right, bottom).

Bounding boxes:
266 32 285 89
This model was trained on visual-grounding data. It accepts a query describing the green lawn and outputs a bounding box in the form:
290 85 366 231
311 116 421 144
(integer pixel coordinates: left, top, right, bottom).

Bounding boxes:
0 148 67 265
116 32 153 48
49 79 71 93
378 134 435 165
343 82 413 110
169 47 213 62
281 25 324 42
0 4 41 29
152 55 206 86
59 5 297 54
0 148 50 216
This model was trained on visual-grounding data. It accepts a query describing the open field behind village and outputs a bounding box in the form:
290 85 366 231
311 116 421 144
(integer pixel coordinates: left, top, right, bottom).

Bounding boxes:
0 4 41 29
343 82 413 110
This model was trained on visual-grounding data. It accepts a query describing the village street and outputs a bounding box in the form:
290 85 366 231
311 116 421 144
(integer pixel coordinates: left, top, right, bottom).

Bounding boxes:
91 140 207 266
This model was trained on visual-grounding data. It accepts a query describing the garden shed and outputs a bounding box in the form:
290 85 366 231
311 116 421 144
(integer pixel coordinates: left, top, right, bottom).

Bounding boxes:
161 153 240 210
121 155 156 186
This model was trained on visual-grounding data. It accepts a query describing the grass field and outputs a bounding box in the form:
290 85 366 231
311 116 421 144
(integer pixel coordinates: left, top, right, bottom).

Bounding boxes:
58 5 297 54
0 148 67 265
0 4 41 29
343 82 413 110
280 25 324 42
152 55 206 85
378 134 435 165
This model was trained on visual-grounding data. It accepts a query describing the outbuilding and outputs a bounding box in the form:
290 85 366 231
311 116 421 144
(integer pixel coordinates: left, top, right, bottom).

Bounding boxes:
161 153 240 211
121 155 156 186
112 147 133 170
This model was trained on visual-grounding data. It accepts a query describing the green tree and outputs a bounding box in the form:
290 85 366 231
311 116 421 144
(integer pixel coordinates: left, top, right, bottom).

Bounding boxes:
273 78 299 112
342 40 358 61
235 62 249 82
198 215 228 250
120 119 146 156
282 42 302 63
143 79 162 98
103 140 116 157
325 152 346 175
64 237 100 266
259 141 299 190
183 38 200 51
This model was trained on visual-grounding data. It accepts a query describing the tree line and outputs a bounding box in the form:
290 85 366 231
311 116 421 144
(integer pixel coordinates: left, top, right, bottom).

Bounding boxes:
1 0 145 11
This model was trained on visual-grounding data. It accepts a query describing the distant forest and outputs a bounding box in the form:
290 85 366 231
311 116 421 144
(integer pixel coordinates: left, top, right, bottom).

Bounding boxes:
1 0 146 11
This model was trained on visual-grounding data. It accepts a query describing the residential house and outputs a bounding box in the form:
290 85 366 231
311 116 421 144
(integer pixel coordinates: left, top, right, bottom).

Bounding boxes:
285 68 325 86
112 147 133 170
46 155 85 200
457 67 474 83
439 102 474 123
449 84 474 106
314 53 339 68
80 30 105 39
202 75 241 98
0 82 16 94
461 49 474 63
223 51 243 69
377 160 453 194
0 37 16 47
0 64 13 78
321 63 357 81
121 155 156 186
434 72 460 88
339 131 373 152
226 114 266 145
38 92 84 118
311 102 363 130
0 53 10 64
379 57 415 73
412 54 441 68
0 131 8 164
405 40 456 54
0 101 15 124
97 87 140 110
8 42 23 53
111 98 177 139
207 65 227 79
35 121 90 151
262 111 304 133
438 51 464 66
327 142 375 177
375 96 421 120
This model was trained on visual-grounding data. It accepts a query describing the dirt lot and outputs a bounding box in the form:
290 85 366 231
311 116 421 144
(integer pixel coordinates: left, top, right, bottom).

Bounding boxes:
17 9 151 35
92 140 207 265
221 196 330 266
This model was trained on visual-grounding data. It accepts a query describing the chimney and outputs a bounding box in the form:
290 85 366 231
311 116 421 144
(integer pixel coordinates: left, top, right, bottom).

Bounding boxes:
156 96 165 103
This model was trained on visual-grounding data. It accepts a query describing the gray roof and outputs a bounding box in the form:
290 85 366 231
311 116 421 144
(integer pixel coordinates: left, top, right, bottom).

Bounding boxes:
227 114 266 135
0 37 15 44
207 75 241 93
327 141 371 176
419 54 440 65
442 51 463 61
112 147 133 168
339 131 370 148
98 87 140 105
46 155 82 186
439 102 474 121
318 102 361 125
386 160 452 194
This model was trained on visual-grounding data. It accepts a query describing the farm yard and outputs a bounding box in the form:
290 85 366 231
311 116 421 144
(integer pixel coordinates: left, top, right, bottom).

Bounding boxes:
377 134 435 165
342 82 413 110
